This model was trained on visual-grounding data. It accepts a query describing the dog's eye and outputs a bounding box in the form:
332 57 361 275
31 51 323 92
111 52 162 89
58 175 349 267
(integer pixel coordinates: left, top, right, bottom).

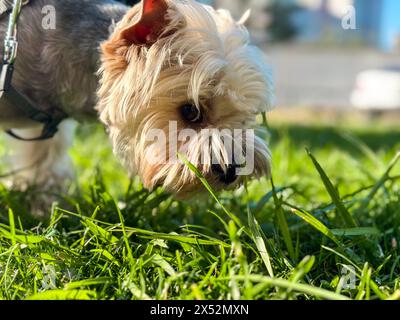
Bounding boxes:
180 103 203 123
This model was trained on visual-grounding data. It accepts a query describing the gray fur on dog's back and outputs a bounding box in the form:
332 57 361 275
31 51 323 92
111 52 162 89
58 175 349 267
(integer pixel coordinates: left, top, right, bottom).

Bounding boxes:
0 0 128 128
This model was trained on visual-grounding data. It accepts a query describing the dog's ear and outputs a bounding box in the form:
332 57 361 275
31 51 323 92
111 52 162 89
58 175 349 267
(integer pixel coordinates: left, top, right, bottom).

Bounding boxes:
120 0 170 46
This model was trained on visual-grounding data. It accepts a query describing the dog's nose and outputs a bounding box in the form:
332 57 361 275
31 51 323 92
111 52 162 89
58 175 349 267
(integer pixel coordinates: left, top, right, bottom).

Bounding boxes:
211 164 238 185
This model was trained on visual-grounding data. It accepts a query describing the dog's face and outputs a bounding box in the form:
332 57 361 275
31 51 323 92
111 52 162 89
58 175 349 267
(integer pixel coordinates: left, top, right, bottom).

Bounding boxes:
97 0 274 197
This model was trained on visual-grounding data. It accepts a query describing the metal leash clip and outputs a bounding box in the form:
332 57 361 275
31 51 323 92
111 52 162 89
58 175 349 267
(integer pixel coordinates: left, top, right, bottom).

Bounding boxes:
1 0 22 97
3 0 22 64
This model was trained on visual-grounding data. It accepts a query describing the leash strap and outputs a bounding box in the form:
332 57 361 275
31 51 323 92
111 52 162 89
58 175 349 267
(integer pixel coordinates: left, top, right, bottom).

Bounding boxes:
0 0 67 141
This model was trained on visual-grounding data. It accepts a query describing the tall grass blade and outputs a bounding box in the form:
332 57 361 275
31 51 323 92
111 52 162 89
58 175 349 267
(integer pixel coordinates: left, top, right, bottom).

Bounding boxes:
307 149 357 227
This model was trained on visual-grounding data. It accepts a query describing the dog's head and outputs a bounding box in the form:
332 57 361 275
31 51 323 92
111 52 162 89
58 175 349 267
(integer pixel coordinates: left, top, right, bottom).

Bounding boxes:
97 0 274 197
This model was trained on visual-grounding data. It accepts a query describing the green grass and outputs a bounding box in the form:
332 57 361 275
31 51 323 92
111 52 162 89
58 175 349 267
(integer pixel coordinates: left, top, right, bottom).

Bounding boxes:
0 121 400 300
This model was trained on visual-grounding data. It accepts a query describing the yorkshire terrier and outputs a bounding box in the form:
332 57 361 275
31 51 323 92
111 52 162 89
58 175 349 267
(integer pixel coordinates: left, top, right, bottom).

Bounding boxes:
0 0 274 206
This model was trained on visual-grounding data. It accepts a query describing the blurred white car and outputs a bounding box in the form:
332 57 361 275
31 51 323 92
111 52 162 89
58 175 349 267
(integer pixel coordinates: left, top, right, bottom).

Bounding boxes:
351 66 400 110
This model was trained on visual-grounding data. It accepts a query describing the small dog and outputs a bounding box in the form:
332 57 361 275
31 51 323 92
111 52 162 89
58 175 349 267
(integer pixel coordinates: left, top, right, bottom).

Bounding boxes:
0 0 273 202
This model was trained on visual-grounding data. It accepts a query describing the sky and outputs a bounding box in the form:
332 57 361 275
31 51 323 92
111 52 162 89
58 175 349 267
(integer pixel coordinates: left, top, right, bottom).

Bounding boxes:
380 0 400 50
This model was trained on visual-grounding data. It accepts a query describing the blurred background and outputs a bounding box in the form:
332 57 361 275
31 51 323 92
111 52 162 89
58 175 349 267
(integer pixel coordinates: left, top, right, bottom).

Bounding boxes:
121 0 400 125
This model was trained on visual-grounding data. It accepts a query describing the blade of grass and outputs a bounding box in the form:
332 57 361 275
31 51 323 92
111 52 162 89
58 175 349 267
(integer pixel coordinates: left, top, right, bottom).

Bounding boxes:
357 151 400 213
271 178 295 261
322 245 361 272
339 131 383 169
290 207 340 245
219 275 351 300
307 149 357 227
65 277 115 290
114 199 135 267
244 179 274 277
178 154 242 227
81 218 119 244
247 206 274 277
8 209 16 248
26 289 97 300
331 227 380 237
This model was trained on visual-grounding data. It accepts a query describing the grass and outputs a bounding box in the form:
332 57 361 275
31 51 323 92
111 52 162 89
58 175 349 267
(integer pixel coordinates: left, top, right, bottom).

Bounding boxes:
0 120 400 300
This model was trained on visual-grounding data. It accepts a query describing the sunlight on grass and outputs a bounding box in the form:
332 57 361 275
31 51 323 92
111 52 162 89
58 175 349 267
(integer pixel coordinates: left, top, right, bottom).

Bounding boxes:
0 122 400 300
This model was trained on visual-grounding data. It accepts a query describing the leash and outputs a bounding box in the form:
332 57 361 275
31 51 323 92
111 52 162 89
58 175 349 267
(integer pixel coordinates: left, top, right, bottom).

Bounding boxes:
0 0 67 141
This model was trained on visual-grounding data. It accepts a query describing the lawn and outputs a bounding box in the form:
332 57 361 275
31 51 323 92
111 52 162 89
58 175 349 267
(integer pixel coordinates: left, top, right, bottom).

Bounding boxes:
0 119 400 300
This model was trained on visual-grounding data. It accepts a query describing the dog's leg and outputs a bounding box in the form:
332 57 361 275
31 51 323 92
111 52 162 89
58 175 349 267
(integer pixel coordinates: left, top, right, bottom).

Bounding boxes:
3 120 76 214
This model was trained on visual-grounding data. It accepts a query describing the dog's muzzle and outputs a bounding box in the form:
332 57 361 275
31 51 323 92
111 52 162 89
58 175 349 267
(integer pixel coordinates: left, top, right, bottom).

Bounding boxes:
211 163 239 185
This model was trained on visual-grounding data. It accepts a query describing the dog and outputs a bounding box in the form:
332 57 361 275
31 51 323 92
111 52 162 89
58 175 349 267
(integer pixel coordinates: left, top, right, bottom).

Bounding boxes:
0 0 274 206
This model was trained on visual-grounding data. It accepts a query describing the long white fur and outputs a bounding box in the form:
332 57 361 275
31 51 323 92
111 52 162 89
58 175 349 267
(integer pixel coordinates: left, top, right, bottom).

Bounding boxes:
97 0 274 196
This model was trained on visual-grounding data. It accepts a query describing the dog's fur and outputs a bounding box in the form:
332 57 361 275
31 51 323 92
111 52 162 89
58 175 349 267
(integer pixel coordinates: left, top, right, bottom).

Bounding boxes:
0 0 273 202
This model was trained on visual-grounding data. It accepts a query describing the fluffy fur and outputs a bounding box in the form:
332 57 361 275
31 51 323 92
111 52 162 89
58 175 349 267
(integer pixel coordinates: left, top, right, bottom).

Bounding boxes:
98 0 274 196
